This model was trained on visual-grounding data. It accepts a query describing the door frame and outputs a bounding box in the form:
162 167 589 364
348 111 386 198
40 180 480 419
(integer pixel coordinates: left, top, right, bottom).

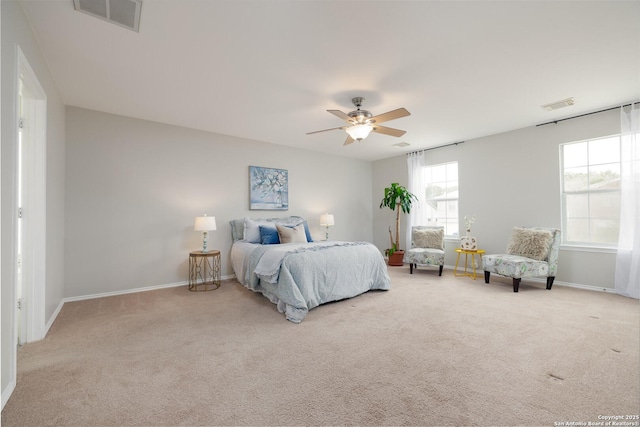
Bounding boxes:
16 46 47 344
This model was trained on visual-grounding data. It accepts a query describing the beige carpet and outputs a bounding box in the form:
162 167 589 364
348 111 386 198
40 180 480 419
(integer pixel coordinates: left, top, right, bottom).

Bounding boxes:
2 266 639 427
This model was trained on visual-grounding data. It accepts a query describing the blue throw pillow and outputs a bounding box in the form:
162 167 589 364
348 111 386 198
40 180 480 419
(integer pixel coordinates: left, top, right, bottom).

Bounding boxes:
302 221 313 242
259 225 280 245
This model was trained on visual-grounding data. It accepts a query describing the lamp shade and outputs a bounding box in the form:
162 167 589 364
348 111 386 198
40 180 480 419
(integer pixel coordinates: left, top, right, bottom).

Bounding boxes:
320 213 335 226
194 215 217 231
345 124 373 141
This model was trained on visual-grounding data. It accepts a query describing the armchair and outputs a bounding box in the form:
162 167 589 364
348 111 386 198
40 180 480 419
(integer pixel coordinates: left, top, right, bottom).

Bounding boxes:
482 227 560 292
403 226 445 276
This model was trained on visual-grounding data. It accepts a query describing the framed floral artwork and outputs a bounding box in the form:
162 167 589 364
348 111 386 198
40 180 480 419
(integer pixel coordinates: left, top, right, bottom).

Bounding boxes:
249 166 289 210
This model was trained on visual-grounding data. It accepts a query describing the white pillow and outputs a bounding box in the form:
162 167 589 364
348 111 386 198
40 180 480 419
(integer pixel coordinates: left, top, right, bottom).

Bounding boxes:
276 223 308 244
412 228 444 250
243 218 275 243
506 227 553 261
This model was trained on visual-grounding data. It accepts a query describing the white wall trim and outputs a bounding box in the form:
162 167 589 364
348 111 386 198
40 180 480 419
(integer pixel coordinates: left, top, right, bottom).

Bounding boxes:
62 274 235 303
45 299 65 337
560 245 617 254
0 0 4 410
439 265 614 293
63 281 189 303
1 380 16 411
528 277 616 293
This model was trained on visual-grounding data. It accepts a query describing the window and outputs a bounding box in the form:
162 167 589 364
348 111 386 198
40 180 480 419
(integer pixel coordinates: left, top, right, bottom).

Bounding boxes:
423 162 459 237
561 135 621 246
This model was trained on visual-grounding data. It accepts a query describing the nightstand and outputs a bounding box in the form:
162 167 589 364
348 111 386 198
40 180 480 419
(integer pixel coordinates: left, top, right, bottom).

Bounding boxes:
188 250 221 291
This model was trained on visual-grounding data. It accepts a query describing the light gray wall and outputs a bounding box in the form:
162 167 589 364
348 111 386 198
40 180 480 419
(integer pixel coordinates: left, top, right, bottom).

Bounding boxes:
372 108 620 289
1 0 66 405
65 107 373 298
372 155 406 251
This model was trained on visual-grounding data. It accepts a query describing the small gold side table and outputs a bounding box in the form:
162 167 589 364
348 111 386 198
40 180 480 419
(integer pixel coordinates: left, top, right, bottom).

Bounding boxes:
454 248 486 280
189 250 221 291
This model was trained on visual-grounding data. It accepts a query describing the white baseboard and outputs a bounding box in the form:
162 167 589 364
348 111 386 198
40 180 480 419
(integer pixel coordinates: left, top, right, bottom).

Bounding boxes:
1 379 16 411
63 280 188 303
441 264 615 293
530 277 616 293
63 274 235 303
45 299 65 336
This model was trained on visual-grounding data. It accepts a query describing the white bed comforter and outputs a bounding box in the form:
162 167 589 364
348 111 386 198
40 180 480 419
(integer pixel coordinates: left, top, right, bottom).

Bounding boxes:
231 241 391 323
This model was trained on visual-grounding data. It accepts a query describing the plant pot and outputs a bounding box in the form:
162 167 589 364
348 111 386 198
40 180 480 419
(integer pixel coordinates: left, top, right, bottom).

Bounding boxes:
388 250 405 266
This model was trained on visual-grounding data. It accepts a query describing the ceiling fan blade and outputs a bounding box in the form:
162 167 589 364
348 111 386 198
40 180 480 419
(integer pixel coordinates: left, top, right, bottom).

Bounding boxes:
343 135 355 145
372 125 406 137
327 110 351 122
306 126 346 135
370 108 410 124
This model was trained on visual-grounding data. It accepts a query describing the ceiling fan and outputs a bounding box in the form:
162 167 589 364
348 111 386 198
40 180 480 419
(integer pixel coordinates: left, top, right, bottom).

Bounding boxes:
306 97 411 146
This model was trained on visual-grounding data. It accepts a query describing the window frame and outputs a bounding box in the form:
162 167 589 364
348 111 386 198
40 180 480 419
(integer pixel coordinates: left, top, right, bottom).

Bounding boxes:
422 161 459 238
560 134 621 249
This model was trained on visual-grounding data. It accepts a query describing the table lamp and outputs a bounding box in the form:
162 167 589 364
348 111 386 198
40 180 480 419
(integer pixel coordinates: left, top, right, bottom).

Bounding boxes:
194 214 217 252
319 213 335 240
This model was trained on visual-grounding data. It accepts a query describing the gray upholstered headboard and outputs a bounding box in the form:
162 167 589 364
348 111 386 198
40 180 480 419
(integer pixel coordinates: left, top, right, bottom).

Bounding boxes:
229 216 306 242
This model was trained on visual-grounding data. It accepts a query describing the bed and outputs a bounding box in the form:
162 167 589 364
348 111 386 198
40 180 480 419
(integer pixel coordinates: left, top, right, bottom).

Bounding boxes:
230 216 391 323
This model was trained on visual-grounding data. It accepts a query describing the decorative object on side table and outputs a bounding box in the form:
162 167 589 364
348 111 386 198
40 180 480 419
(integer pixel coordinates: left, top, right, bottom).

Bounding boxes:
320 213 335 240
379 182 418 266
460 214 478 251
194 214 217 252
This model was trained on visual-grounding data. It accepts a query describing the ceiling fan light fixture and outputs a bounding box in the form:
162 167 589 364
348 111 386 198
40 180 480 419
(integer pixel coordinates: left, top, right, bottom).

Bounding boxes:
346 124 373 141
307 97 410 145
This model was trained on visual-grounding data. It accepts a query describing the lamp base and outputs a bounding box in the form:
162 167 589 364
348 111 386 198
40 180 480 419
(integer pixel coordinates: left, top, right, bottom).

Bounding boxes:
202 231 209 252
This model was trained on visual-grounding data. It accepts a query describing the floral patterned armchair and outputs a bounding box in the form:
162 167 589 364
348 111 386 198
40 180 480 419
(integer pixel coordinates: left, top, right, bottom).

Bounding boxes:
403 226 445 276
482 227 561 292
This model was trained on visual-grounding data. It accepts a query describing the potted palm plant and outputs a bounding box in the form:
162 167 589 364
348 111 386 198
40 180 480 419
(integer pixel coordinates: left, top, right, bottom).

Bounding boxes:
379 182 418 266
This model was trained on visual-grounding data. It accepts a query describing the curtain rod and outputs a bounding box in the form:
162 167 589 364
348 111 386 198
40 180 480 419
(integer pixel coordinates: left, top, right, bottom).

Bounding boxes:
536 101 638 127
407 141 464 156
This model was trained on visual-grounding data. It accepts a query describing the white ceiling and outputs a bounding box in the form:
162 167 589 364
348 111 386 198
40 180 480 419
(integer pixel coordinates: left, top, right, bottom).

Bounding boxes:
20 0 640 161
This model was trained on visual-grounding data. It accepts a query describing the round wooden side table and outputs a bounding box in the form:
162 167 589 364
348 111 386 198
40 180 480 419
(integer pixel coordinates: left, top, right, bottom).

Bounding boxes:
188 250 221 291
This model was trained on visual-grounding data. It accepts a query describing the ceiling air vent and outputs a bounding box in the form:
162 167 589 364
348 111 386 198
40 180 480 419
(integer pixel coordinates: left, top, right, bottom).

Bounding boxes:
393 142 410 148
541 97 575 112
73 0 142 32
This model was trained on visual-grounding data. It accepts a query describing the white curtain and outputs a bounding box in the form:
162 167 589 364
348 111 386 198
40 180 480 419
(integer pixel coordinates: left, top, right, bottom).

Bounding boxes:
615 102 640 299
406 151 426 249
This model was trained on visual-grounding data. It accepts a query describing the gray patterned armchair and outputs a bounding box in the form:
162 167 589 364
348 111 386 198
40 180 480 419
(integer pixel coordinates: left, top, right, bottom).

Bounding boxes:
403 226 445 276
482 227 561 292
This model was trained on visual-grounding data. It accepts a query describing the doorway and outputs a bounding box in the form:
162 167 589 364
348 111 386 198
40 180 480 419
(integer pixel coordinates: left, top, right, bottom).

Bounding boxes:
16 46 47 344
17 78 25 345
